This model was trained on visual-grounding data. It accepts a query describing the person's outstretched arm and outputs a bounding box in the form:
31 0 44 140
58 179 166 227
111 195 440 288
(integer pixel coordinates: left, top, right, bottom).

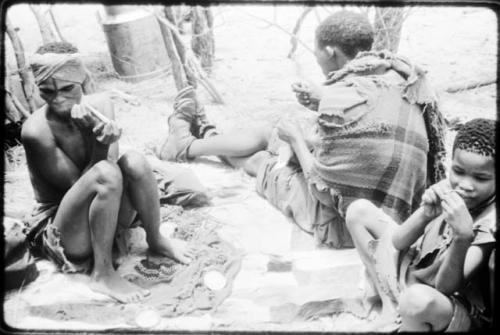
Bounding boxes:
276 119 314 177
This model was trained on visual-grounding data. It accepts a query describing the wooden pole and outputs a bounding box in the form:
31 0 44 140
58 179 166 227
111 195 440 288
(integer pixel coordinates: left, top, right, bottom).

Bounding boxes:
48 6 67 42
5 17 37 113
191 6 214 73
5 75 31 121
156 9 224 103
30 4 58 44
158 9 189 90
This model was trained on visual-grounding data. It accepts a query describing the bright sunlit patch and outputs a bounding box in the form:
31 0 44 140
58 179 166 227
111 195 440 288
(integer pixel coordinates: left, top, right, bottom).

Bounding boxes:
135 309 161 328
203 270 227 291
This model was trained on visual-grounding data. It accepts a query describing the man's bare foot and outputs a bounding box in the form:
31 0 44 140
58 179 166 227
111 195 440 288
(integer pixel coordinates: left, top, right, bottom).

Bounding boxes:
148 236 195 264
90 270 150 303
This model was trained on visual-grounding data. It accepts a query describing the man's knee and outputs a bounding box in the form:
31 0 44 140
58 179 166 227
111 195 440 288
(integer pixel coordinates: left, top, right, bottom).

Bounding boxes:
399 284 440 320
345 199 378 232
119 150 151 181
92 160 123 193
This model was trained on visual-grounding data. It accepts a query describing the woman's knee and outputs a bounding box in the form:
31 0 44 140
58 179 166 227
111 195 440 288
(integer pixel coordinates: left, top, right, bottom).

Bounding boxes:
118 150 151 181
92 160 123 193
345 199 378 231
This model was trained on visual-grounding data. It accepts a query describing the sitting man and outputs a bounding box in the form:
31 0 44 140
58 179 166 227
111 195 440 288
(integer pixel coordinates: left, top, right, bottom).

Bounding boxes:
345 118 496 331
21 50 194 303
158 10 446 248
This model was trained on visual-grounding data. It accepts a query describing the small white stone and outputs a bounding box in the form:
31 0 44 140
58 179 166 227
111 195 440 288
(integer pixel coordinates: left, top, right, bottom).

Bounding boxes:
203 270 227 291
159 223 174 238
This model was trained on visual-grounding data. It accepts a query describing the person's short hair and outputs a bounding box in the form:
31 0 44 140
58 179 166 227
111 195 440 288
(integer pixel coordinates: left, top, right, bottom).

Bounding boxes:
453 118 496 158
315 10 374 58
36 41 79 54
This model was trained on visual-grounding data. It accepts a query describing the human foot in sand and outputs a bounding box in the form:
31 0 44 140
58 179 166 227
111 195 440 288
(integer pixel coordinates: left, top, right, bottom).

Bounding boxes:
90 270 150 303
148 236 195 264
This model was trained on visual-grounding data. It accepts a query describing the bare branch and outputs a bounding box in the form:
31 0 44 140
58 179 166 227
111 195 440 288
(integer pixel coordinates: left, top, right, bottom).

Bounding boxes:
288 6 313 59
237 8 314 55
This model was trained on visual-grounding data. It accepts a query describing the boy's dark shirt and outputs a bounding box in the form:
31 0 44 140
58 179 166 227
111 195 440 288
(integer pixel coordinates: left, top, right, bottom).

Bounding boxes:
405 196 496 316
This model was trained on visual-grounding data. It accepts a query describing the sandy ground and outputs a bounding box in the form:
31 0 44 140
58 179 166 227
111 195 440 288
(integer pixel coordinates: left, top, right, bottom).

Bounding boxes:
3 3 497 332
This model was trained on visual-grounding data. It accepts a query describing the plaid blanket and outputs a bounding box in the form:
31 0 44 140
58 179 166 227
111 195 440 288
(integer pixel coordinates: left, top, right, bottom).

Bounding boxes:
310 51 445 225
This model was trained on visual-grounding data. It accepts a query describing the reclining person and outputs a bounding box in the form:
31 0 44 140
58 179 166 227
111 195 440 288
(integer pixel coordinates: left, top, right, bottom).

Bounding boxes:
158 11 446 249
22 51 194 303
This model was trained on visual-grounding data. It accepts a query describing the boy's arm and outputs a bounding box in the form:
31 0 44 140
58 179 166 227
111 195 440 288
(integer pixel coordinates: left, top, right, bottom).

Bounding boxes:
434 236 494 294
392 207 434 250
434 191 478 294
392 180 450 250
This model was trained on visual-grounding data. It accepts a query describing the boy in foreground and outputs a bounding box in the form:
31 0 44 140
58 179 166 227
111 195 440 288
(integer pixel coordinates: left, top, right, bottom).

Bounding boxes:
345 118 496 331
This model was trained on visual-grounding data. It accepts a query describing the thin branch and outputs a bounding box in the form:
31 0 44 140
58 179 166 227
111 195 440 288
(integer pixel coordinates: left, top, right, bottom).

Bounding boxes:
237 8 314 55
48 6 67 42
288 6 313 59
445 77 497 93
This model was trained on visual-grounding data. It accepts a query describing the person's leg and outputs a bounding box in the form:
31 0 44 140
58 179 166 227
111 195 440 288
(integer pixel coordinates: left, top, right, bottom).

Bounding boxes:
158 85 274 166
117 151 194 264
187 125 271 161
53 160 149 303
398 284 456 331
345 199 398 317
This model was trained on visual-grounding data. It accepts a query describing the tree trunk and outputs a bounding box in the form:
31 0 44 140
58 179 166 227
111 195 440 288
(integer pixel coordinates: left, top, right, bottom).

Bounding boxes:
162 7 197 86
373 7 405 53
5 17 38 113
191 6 214 73
204 7 215 56
156 10 223 103
48 6 67 42
30 4 58 44
288 7 313 59
158 10 188 90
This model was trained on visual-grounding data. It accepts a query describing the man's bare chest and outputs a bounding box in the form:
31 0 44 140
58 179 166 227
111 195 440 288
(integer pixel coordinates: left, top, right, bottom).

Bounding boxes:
49 121 91 169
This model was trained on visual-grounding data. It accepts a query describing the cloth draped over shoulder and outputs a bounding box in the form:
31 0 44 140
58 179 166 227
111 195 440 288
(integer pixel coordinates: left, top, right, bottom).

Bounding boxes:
311 50 446 224
29 52 96 94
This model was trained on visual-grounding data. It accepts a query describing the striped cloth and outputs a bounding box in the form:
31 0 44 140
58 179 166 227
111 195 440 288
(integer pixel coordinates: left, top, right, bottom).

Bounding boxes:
310 51 445 226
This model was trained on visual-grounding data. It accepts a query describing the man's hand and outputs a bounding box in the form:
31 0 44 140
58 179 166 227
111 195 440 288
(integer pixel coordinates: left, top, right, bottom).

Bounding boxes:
291 82 321 111
71 103 97 129
92 120 122 145
276 119 303 144
440 191 474 242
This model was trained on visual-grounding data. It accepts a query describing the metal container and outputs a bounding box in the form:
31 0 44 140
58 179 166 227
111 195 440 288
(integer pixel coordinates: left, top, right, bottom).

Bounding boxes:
99 6 170 83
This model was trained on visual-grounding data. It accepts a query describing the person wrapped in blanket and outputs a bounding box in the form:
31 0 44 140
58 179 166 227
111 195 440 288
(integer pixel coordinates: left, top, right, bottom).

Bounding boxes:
345 118 496 331
158 11 446 249
21 46 203 303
